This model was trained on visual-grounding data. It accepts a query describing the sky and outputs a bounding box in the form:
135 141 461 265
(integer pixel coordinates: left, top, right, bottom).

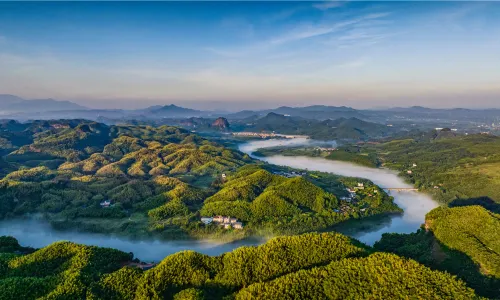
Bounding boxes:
0 1 499 110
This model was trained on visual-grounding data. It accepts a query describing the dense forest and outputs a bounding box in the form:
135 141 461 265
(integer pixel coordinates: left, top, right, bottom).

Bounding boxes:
375 205 500 298
0 120 400 240
263 131 500 206
0 231 481 300
199 165 400 234
238 113 396 140
370 132 500 205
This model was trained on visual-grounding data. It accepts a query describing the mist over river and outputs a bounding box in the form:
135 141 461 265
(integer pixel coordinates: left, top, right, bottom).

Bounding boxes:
239 138 439 245
0 138 438 261
0 218 264 262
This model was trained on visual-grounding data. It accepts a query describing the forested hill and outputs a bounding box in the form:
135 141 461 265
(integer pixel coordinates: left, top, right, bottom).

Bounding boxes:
0 119 400 240
238 113 395 140
375 205 500 298
199 165 400 234
0 120 252 238
0 232 480 299
0 119 250 176
372 133 500 205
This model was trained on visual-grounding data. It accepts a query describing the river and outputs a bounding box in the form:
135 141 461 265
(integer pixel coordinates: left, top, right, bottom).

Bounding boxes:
0 218 264 262
239 138 439 245
0 138 438 261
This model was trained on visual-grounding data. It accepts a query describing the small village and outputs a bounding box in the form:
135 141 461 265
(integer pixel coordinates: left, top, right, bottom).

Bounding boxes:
314 146 338 152
200 216 244 229
272 170 307 178
336 183 376 214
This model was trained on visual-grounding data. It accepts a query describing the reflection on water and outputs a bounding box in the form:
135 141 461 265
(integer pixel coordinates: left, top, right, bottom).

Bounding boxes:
239 139 439 245
0 218 264 262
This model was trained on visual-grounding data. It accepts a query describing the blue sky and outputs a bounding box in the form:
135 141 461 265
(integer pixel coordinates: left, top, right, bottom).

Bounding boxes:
0 1 499 110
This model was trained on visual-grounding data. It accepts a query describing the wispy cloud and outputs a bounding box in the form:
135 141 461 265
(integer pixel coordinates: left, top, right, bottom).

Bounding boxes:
313 1 345 11
263 5 307 24
207 12 391 58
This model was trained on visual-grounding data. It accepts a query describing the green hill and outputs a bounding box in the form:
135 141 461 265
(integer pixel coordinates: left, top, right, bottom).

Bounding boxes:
240 113 394 140
374 133 500 204
375 205 500 298
0 232 480 300
199 165 400 234
0 120 399 240
0 120 252 239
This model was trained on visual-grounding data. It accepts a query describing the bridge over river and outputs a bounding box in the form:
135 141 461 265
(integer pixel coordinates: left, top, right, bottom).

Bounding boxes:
382 188 419 192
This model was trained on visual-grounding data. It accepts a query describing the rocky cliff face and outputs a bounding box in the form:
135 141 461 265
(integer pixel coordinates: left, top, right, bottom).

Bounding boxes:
212 117 230 130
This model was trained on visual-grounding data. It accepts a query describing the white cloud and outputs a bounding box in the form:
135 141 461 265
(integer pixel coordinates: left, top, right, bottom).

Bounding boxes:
207 11 391 58
313 1 344 11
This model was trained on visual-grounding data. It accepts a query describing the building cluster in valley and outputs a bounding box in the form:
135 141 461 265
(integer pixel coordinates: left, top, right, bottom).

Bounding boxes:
272 170 306 178
340 183 368 202
336 182 374 214
200 216 244 229
314 147 337 152
232 132 309 139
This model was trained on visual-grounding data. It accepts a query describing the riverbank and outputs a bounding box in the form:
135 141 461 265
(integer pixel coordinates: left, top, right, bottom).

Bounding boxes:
253 145 379 168
239 139 440 245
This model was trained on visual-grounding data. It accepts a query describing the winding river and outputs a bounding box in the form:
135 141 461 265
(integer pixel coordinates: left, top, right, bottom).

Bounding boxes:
0 138 438 261
239 138 439 245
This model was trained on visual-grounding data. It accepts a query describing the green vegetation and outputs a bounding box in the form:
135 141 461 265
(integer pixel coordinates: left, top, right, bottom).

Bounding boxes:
0 232 481 299
0 239 132 299
367 133 500 204
237 252 478 300
289 132 500 205
241 113 395 140
375 206 500 298
0 120 400 240
199 165 400 235
0 120 251 239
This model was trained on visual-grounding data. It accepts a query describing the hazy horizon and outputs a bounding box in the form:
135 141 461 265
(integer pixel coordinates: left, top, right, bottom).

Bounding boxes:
1 1 499 110
2 94 500 111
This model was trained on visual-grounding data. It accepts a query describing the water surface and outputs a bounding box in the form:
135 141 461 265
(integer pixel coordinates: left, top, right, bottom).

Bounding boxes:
0 218 263 261
239 138 439 245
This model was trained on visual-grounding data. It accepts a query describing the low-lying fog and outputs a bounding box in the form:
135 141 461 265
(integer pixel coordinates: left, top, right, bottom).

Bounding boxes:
240 138 439 245
0 218 264 262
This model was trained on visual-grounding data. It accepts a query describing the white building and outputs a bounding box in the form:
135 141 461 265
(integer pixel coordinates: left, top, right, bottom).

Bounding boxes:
100 200 111 208
200 217 213 225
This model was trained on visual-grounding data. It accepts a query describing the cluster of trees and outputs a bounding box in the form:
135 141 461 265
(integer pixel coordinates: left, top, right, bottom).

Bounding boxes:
198 166 400 234
374 205 500 298
0 120 400 240
243 113 395 140
0 120 254 238
0 231 481 299
0 240 132 299
237 252 479 299
369 133 500 204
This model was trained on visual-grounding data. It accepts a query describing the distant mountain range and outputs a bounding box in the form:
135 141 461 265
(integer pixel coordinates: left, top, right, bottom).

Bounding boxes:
226 105 366 120
0 94 87 113
2 94 500 136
